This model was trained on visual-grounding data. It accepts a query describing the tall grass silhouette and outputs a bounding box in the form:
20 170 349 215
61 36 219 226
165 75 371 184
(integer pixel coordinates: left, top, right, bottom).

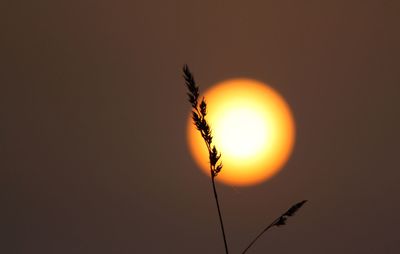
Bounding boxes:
184 64 228 253
183 64 307 254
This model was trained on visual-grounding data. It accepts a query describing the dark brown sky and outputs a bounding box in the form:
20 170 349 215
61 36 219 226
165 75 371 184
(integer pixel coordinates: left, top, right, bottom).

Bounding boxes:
2 0 400 253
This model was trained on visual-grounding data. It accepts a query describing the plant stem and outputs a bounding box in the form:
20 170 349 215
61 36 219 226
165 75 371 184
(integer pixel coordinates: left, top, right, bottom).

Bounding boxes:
241 218 279 254
211 174 229 254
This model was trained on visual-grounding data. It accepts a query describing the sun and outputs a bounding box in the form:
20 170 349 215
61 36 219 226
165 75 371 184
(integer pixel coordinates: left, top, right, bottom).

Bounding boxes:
187 78 295 186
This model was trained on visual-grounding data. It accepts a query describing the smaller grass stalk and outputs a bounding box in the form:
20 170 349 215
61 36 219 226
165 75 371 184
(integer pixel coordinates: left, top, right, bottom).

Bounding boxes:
183 64 228 254
241 200 308 254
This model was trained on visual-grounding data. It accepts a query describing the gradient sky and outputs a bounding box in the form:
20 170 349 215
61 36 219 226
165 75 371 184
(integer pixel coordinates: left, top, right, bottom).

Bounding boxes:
2 1 400 253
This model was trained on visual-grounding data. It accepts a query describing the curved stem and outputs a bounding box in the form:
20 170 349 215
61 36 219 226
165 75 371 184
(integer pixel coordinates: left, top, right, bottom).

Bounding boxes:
241 218 279 254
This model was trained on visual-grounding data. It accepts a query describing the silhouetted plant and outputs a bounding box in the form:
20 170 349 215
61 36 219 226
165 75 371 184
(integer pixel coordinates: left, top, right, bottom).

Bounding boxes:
241 200 307 253
184 64 228 253
183 65 307 254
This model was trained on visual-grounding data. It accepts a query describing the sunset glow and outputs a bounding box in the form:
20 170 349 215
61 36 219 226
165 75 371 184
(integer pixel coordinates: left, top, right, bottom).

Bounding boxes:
187 79 295 186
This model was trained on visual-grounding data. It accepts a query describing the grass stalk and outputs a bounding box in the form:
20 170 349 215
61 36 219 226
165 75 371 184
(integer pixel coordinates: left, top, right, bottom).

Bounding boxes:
183 64 229 254
241 200 308 254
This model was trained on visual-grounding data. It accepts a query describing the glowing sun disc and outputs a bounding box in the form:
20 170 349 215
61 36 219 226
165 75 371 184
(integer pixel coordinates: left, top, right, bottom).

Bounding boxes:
187 78 295 186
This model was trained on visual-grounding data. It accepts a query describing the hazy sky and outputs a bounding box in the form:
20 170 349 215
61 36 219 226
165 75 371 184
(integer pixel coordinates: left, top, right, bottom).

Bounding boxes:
2 1 400 253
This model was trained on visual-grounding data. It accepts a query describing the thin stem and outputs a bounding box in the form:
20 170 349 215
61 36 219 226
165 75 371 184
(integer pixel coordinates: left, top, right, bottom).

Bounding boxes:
241 218 279 254
211 174 229 254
